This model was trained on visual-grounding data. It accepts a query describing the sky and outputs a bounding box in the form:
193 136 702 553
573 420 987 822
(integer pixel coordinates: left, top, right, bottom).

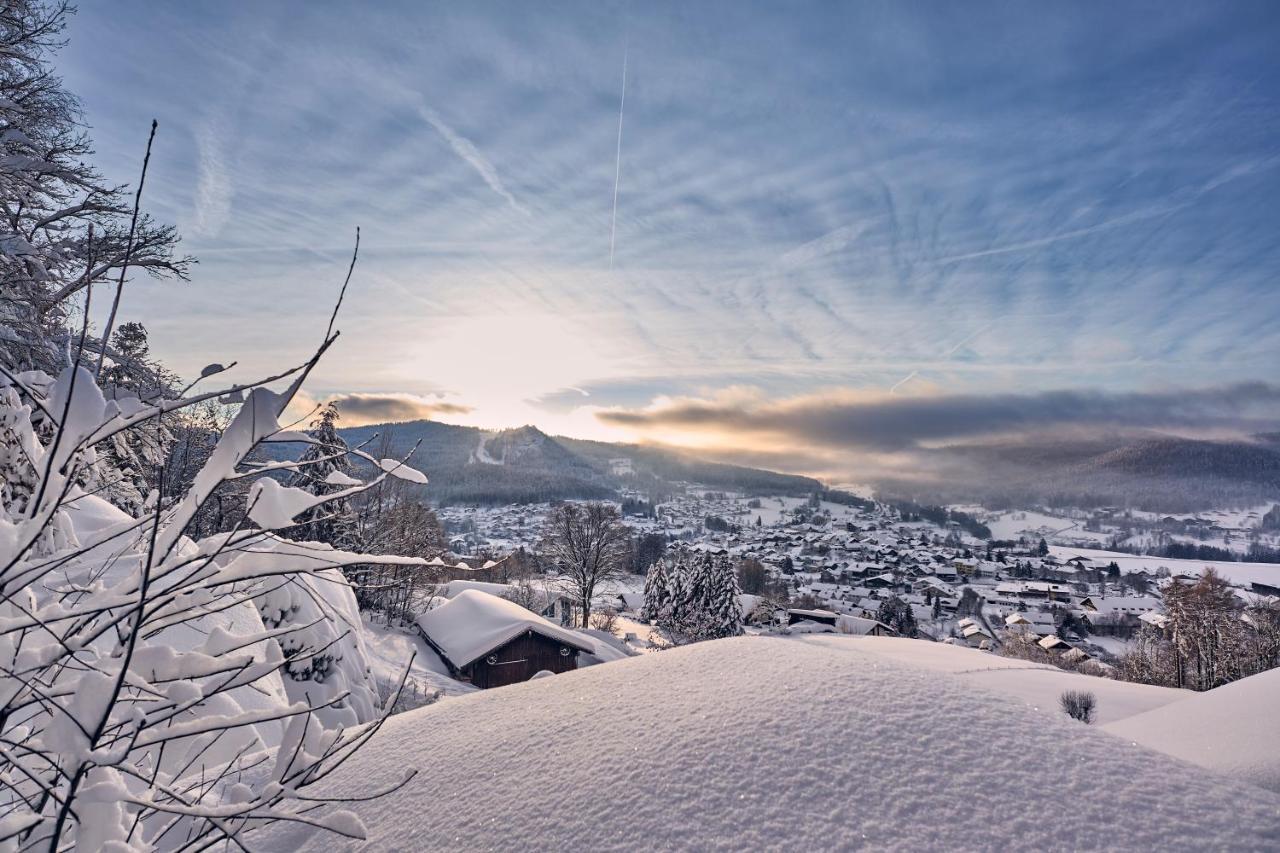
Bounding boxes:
60 1 1280 479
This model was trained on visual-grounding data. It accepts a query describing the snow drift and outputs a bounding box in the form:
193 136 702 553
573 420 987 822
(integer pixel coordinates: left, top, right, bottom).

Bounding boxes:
256 635 1280 851
1104 666 1280 793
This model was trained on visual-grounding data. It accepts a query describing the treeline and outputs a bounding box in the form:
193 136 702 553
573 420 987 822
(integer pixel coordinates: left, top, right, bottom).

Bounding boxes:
821 489 875 511
1107 540 1280 565
891 500 993 540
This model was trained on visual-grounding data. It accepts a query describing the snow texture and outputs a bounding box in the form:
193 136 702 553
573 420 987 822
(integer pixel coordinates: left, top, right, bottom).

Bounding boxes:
256 635 1280 851
1104 666 1280 792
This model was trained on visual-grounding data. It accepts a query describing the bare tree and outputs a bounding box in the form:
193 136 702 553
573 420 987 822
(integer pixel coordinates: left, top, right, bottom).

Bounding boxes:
540 502 630 628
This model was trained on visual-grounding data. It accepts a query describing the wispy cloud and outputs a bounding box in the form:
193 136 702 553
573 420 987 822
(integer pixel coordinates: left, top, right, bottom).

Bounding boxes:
420 105 530 217
191 115 233 239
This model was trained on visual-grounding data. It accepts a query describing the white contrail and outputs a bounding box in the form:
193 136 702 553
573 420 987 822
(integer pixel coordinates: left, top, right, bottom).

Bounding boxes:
889 371 919 395
609 42 628 269
421 105 529 216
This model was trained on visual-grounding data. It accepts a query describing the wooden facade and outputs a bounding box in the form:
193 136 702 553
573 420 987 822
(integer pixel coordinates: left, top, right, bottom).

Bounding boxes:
423 627 583 690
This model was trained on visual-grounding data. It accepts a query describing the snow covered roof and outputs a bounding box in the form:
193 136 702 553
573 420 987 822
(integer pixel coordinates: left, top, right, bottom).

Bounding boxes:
253 636 1280 850
787 607 839 619
416 590 593 669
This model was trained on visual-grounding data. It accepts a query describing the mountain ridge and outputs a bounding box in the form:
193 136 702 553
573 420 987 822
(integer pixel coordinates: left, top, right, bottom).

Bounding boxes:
332 419 821 505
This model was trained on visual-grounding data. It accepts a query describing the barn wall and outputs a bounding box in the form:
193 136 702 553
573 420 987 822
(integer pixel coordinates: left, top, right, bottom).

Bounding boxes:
469 631 579 689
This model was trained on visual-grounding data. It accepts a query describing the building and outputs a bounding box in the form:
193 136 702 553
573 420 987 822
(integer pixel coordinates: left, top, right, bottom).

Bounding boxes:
787 608 840 627
416 590 594 689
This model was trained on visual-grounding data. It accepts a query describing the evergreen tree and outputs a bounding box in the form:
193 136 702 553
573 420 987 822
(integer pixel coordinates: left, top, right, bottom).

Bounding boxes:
706 553 744 638
286 403 360 549
876 596 918 637
643 557 673 623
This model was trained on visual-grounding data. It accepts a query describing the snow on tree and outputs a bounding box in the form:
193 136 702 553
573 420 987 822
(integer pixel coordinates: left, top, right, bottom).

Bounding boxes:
876 596 918 638
653 550 743 643
0 308 432 848
0 2 191 374
642 555 673 623
284 401 362 550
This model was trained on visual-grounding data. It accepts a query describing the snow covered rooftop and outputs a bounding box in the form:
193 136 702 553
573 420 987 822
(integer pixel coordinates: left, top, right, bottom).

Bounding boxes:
255 636 1280 850
415 590 593 669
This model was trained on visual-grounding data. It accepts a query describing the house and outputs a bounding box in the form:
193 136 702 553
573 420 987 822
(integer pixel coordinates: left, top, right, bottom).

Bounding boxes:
1138 611 1170 631
1077 596 1161 618
960 623 992 648
416 590 595 689
1004 611 1056 638
1037 635 1074 654
787 608 840 627
837 615 898 637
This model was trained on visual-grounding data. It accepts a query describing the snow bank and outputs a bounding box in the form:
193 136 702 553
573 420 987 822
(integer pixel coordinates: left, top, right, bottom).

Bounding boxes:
254 636 1280 851
826 635 1185 724
1104 667 1280 792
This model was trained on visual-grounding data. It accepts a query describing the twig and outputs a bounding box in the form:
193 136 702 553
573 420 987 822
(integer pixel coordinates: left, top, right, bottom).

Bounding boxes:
96 119 158 380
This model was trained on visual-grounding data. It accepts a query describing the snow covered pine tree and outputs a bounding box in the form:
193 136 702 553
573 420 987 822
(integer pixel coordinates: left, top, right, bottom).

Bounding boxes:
650 550 743 643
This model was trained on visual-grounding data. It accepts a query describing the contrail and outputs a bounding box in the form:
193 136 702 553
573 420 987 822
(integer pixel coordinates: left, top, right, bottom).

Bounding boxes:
609 41 628 269
889 371 919 396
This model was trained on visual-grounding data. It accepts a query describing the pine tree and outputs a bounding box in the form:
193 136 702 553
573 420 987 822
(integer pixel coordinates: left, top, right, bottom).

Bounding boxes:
286 403 360 549
706 553 744 638
643 557 672 623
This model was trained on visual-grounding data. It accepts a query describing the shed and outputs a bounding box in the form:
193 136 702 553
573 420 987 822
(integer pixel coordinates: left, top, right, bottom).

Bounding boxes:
416 590 594 689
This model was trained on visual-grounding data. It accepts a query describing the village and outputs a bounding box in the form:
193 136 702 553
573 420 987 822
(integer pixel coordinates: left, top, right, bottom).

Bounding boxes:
400 487 1280 698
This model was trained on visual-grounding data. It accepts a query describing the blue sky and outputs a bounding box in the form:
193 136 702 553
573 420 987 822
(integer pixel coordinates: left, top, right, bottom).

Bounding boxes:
61 2 1280 475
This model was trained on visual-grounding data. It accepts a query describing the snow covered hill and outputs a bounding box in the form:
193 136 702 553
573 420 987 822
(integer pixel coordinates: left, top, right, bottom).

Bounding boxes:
256 636 1280 851
1104 667 1280 793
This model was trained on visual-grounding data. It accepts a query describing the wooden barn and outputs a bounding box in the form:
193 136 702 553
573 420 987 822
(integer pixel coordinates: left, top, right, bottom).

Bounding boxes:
416 590 595 690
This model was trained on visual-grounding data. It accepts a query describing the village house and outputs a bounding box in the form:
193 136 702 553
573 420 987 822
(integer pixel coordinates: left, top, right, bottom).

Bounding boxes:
416 590 595 689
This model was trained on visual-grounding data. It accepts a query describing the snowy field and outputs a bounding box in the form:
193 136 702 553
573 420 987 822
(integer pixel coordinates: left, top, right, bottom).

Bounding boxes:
984 509 1112 545
257 635 1280 851
1049 544 1280 588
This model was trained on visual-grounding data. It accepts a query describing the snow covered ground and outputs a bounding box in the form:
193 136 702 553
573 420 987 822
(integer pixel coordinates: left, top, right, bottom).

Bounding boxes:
985 509 1112 545
255 635 1280 851
360 617 478 701
1104 667 1280 793
828 635 1184 724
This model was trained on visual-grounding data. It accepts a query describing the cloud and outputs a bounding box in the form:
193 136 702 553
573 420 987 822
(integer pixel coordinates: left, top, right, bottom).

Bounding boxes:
597 383 1280 453
287 391 472 427
420 106 530 216
192 115 233 239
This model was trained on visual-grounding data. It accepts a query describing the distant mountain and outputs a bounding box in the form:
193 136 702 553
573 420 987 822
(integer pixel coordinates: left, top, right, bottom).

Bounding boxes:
879 431 1280 512
326 420 820 506
1075 436 1280 485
